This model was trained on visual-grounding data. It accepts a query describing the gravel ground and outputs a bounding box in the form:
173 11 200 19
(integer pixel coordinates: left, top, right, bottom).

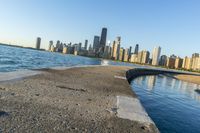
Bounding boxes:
0 66 159 133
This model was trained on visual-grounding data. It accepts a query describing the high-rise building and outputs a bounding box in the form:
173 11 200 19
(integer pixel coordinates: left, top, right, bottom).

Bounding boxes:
99 28 107 52
35 37 41 50
159 55 167 66
175 57 183 69
84 40 88 50
56 40 60 49
78 43 82 51
103 45 111 59
93 36 100 52
50 45 55 52
123 48 129 62
192 53 199 58
141 50 150 64
48 41 53 51
63 47 68 54
191 53 200 70
130 54 138 63
166 57 176 69
89 44 93 51
119 48 124 61
191 57 200 70
112 41 117 60
128 46 132 61
152 46 161 66
182 56 192 70
134 44 139 54
116 37 121 60
112 37 121 60
137 51 143 63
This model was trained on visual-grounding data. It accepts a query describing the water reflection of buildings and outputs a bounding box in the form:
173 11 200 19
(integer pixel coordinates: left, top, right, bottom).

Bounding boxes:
133 75 200 102
134 76 144 86
161 75 167 88
174 79 200 102
147 76 156 91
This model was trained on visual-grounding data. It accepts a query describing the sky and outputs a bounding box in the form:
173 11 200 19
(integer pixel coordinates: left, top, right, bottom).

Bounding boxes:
0 0 200 57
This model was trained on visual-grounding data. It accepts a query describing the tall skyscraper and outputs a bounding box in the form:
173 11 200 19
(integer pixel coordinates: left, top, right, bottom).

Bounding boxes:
93 36 100 52
35 37 41 50
84 40 88 50
175 57 183 69
159 55 167 66
116 37 121 60
48 41 53 51
134 44 139 54
99 28 107 52
152 46 161 66
128 46 132 61
141 50 150 64
112 37 121 60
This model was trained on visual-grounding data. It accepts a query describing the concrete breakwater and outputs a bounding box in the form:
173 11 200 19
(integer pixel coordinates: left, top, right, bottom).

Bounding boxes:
126 68 199 84
0 66 160 133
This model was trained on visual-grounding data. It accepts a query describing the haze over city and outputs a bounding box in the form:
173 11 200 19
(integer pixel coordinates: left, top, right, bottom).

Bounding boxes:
0 0 200 57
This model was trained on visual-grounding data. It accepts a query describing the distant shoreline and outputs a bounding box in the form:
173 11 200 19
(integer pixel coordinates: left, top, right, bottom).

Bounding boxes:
0 43 199 74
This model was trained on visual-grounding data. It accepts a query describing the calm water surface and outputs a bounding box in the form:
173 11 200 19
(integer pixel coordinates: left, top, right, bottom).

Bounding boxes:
131 75 200 133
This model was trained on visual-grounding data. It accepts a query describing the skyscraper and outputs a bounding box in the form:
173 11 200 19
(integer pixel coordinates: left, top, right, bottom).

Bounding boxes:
141 50 150 64
48 41 53 51
35 37 41 50
159 55 167 66
116 37 121 60
112 37 121 60
128 46 132 61
152 46 161 66
192 53 199 58
84 40 88 50
134 44 139 54
99 28 107 52
93 36 100 52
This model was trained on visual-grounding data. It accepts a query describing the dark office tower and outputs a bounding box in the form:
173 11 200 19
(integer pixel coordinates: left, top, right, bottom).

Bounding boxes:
128 46 132 60
99 28 107 52
84 40 88 50
93 36 100 52
35 37 41 49
134 44 139 54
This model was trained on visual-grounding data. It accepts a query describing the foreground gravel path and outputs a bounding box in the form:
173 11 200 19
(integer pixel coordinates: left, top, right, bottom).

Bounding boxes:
0 66 159 133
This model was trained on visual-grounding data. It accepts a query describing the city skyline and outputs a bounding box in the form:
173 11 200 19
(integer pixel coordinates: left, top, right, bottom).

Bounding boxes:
0 0 200 57
44 27 200 71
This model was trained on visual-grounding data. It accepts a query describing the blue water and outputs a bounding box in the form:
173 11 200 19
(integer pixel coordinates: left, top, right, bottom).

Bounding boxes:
0 44 138 72
131 75 200 133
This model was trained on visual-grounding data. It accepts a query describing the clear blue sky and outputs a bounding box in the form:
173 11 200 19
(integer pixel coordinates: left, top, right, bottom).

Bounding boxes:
0 0 200 57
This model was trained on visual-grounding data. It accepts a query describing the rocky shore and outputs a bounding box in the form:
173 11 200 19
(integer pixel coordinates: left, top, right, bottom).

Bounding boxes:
0 66 159 133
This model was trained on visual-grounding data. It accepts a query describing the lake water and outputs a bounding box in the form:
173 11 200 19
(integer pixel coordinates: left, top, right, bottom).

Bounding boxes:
131 75 200 133
0 44 138 72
